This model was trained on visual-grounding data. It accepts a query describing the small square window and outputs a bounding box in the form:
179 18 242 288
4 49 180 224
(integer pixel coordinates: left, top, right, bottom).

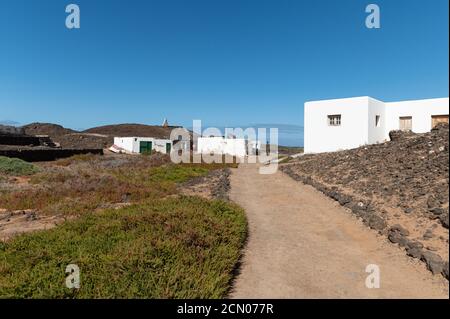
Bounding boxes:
375 115 381 127
328 114 341 126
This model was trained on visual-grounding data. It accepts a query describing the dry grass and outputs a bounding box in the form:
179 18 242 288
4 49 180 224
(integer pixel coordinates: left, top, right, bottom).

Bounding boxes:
0 153 235 216
0 153 246 298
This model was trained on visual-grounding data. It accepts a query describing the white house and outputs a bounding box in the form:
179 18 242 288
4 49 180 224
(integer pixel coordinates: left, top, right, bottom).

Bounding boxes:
197 137 247 157
112 137 173 154
304 96 449 153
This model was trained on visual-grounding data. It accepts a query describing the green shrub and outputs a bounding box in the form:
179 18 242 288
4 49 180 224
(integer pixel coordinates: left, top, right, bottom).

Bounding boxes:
0 156 39 176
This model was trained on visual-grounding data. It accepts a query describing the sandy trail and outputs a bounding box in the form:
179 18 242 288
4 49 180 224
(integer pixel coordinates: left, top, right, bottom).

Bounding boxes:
229 163 448 298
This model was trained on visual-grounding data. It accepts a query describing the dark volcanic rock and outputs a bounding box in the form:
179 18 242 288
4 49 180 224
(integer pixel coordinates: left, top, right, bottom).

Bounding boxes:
404 208 413 214
427 196 440 209
423 229 434 240
370 216 386 231
211 168 232 201
388 231 409 247
390 224 410 236
406 247 423 259
439 212 449 229
443 262 449 280
421 251 445 275
407 241 424 250
389 130 414 142
429 207 444 216
280 124 449 279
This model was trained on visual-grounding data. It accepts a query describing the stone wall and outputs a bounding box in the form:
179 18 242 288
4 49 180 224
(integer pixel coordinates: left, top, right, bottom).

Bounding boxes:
281 123 449 280
0 134 41 146
0 148 103 162
0 125 24 135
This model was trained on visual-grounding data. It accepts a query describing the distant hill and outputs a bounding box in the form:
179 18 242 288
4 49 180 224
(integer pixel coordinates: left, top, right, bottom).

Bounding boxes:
83 123 179 139
18 122 187 149
0 124 24 135
22 123 76 137
0 120 21 126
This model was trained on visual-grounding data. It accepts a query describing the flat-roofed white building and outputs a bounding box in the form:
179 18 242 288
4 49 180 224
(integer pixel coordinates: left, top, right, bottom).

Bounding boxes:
197 137 247 157
304 96 449 153
112 137 172 154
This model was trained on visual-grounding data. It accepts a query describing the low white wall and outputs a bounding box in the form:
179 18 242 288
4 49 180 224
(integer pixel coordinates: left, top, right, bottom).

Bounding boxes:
385 98 449 138
304 97 369 153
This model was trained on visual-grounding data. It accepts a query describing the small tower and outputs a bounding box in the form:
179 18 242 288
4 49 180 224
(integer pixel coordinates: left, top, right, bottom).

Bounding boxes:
162 118 169 127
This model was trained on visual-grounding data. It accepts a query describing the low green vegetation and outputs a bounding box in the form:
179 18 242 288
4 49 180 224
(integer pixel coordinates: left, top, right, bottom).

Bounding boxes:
0 197 246 298
0 156 39 176
147 165 209 183
0 154 247 298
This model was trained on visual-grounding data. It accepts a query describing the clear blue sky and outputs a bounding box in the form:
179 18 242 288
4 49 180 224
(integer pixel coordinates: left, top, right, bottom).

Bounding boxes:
0 0 448 146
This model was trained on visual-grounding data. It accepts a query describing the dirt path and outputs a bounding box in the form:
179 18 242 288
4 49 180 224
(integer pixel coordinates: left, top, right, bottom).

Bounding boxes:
229 163 449 298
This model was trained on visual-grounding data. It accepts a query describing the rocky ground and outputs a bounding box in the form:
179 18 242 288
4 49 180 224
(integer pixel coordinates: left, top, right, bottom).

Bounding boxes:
0 209 66 241
0 153 236 241
0 153 170 240
281 123 449 280
181 168 232 201
20 122 184 149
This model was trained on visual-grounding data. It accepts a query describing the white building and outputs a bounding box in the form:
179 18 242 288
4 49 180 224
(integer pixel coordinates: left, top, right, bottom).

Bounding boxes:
112 137 173 154
197 137 247 157
304 96 449 153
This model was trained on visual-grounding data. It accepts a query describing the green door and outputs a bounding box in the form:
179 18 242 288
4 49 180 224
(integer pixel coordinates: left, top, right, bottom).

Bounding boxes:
139 141 152 154
166 143 171 153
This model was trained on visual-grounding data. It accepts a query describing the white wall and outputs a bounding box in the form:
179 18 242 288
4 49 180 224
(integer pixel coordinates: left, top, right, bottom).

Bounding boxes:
197 137 247 157
304 96 449 154
367 97 387 144
198 137 223 155
114 137 135 153
153 139 172 154
224 138 247 157
114 137 155 153
304 97 370 153
385 98 449 139
132 137 154 153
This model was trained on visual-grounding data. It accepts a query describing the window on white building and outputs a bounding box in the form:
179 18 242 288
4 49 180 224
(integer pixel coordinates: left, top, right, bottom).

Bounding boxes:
399 116 412 131
328 114 341 126
375 115 381 127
